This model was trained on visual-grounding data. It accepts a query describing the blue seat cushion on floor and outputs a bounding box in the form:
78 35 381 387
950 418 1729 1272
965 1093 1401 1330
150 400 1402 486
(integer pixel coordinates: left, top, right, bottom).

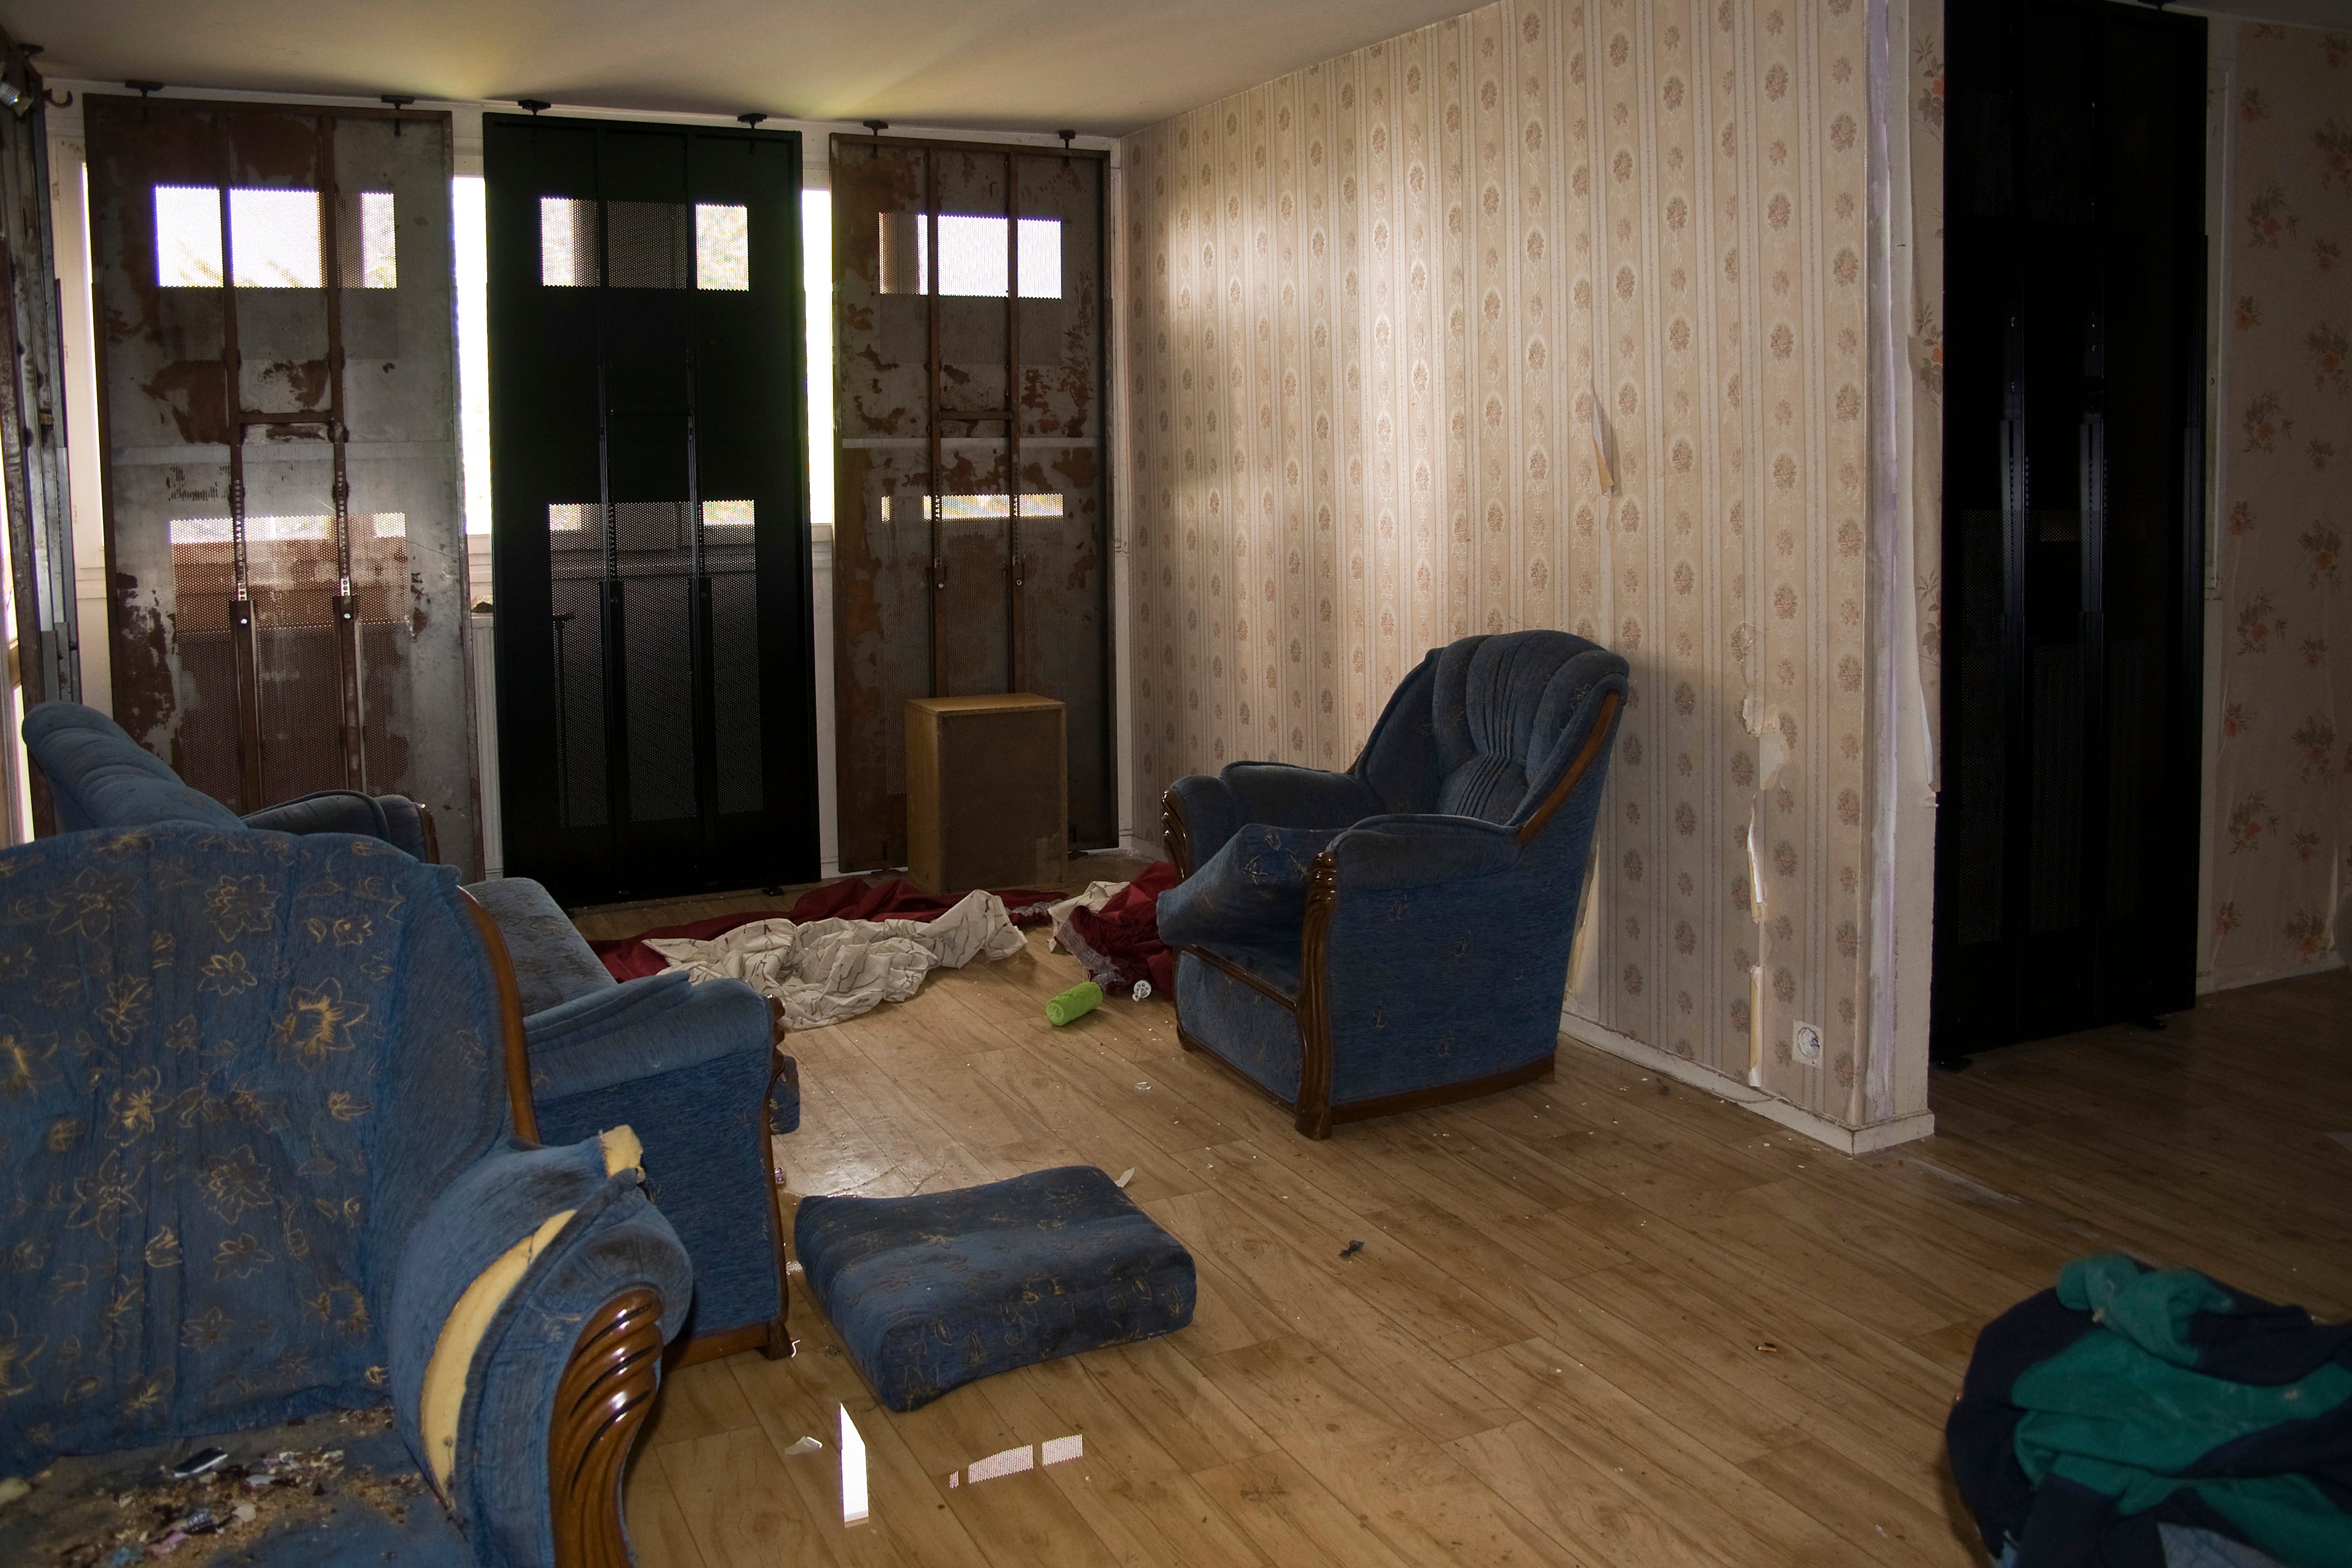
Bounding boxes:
794 1166 1197 1412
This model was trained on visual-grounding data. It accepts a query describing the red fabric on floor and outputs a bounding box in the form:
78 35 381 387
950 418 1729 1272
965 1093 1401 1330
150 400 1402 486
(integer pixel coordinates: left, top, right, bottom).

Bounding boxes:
1065 861 1179 998
589 878 1063 983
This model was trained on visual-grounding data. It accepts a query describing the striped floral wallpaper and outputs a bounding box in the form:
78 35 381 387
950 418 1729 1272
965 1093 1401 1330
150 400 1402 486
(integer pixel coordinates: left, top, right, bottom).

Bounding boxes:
1120 0 1886 1120
2206 21 2352 987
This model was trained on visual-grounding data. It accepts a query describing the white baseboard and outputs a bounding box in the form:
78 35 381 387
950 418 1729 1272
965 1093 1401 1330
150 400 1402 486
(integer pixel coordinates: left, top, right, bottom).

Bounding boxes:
1558 1011 1935 1157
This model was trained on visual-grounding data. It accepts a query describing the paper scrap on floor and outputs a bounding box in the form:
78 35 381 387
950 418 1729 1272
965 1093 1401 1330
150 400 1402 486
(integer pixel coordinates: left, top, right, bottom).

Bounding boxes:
644 889 1028 1028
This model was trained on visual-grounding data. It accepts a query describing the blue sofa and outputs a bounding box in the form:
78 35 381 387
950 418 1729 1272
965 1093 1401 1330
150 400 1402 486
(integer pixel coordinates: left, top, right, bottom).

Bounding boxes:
25 699 440 858
23 702 794 1364
1158 631 1626 1137
0 825 692 1566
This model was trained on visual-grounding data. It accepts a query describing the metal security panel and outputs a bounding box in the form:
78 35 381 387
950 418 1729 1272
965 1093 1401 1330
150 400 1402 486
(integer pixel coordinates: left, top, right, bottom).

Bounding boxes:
831 135 1110 873
86 96 475 869
484 115 815 903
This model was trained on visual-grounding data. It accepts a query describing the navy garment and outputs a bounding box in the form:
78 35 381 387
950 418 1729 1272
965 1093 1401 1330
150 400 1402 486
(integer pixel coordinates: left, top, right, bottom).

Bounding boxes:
1950 1255 2352 1568
1158 630 1626 1119
794 1166 1196 1412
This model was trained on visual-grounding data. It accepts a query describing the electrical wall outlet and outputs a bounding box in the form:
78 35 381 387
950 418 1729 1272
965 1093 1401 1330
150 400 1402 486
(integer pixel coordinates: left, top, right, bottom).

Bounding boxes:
1794 1021 1823 1064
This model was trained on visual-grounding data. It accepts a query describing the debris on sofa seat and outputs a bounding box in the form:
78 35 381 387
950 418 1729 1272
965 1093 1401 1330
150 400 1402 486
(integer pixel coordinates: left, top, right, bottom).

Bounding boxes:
0 1408 426 1568
641 888 1030 1028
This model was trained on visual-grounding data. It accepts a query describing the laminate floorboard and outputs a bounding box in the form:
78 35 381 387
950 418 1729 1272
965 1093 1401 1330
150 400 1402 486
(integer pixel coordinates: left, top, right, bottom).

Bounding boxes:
589 874 2351 1568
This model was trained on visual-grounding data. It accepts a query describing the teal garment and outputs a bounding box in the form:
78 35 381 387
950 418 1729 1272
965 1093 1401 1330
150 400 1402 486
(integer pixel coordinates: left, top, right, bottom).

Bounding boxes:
2008 1257 2352 1566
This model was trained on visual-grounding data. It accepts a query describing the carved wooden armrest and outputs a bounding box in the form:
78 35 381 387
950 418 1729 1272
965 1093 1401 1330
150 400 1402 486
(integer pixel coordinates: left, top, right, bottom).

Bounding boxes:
1162 790 1194 880
549 1287 667 1568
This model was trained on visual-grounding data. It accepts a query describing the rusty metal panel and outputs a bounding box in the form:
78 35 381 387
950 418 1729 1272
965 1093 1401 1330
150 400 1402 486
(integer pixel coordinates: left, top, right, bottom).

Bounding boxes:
0 65 83 754
831 135 1110 872
86 96 476 872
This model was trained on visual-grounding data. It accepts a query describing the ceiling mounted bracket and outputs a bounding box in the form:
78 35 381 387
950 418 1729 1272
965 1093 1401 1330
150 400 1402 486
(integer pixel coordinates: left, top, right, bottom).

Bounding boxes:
518 98 551 115
382 93 415 133
126 79 164 97
1058 128 1076 159
863 119 889 140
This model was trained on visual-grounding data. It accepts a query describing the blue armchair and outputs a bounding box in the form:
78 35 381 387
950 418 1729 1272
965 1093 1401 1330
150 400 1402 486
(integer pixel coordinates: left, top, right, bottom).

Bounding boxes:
22 702 794 1363
0 825 692 1565
1157 631 1626 1138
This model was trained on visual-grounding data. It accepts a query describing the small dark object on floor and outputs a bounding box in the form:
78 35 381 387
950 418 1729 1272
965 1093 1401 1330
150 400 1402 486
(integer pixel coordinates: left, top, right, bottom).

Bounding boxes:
2133 1014 2168 1031
1932 1054 1974 1072
169 1447 227 1479
1340 1239 1364 1259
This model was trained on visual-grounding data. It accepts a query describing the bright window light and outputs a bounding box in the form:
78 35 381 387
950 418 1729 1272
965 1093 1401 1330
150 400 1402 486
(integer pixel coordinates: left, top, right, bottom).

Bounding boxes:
230 188 323 288
353 190 398 288
168 515 334 545
696 204 749 291
541 195 598 287
804 188 833 532
702 499 754 529
547 503 597 534
455 177 491 539
839 1405 868 1526
1018 218 1061 299
155 186 223 286
886 493 1066 525
878 214 1061 298
369 511 407 539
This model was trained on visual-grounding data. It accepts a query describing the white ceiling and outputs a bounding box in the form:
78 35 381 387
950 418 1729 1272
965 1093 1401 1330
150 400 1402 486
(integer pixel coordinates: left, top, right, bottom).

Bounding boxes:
2 0 1487 137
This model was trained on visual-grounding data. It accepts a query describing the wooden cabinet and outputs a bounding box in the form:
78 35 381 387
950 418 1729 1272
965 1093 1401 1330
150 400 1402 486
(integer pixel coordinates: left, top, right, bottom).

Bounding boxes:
905 694 1066 893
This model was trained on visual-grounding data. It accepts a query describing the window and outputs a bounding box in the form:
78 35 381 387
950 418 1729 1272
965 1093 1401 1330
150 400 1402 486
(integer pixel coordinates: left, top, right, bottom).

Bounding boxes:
167 515 334 544
155 186 223 286
885 493 1067 525
702 499 754 528
230 188 322 288
343 190 398 288
695 205 749 291
155 185 397 289
540 197 598 287
547 503 598 533
541 198 753 291
878 215 1061 298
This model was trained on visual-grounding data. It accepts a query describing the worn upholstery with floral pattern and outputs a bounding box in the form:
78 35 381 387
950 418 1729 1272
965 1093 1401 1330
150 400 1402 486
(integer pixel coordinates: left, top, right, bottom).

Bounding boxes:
0 826 508 1472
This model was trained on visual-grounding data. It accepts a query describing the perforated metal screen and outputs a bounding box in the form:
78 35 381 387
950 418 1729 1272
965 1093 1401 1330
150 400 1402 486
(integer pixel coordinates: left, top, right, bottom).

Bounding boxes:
85 97 475 870
484 115 815 903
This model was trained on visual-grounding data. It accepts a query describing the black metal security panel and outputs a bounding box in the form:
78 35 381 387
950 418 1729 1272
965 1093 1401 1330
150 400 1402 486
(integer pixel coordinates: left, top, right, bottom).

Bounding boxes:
1934 2 2206 1054
486 115 815 903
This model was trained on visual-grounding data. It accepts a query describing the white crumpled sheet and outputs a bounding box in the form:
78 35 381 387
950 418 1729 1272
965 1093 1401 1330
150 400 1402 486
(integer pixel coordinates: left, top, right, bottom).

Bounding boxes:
644 889 1029 1029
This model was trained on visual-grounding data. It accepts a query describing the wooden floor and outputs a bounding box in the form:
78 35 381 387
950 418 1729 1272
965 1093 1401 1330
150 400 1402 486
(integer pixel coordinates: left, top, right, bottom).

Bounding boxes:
594 876 2352 1568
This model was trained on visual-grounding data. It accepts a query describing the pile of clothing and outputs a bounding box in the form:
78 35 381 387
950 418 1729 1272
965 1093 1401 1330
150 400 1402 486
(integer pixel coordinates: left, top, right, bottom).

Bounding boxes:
590 868 1178 1030
1043 862 1178 998
1949 1254 2352 1568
